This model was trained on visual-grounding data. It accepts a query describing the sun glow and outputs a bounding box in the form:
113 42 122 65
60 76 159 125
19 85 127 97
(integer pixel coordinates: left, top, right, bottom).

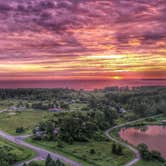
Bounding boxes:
112 76 122 80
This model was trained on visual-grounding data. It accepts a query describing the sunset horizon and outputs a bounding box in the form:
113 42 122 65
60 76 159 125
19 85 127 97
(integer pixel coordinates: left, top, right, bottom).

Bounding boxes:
0 1 166 164
0 0 165 86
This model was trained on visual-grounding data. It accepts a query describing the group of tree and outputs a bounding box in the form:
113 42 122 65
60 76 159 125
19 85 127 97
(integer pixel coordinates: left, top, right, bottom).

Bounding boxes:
33 109 118 143
138 144 165 162
23 154 65 166
0 146 18 166
112 143 123 155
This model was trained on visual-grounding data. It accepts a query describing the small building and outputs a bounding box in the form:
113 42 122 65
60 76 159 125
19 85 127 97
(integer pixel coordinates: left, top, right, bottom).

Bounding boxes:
48 107 62 112
119 108 127 113
8 106 17 111
53 128 60 136
33 127 46 138
8 106 26 112
161 120 166 124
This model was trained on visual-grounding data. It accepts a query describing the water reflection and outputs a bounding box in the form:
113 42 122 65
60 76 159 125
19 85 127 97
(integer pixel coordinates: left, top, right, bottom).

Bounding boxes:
119 125 166 159
0 79 165 90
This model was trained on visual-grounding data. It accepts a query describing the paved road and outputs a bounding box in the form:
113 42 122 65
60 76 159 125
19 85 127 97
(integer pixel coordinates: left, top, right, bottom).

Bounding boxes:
0 130 82 166
104 115 161 166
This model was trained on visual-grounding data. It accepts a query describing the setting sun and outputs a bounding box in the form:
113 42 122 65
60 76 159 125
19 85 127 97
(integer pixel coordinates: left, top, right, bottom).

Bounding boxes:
112 76 122 80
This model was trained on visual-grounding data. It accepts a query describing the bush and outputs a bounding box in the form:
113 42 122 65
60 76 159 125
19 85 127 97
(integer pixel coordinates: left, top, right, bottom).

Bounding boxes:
29 161 41 166
89 149 96 154
16 127 25 133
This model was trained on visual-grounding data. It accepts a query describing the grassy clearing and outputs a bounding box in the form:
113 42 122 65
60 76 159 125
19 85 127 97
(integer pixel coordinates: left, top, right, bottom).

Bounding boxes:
0 137 36 164
26 138 134 166
0 110 54 135
69 103 87 111
134 160 165 166
29 160 45 166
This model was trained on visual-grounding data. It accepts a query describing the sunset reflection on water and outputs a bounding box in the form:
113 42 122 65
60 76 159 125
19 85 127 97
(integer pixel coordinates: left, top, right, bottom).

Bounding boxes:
119 125 166 159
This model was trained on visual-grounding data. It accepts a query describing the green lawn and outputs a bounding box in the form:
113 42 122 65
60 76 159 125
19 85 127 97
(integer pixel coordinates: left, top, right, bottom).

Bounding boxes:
69 103 87 111
134 160 165 166
0 110 54 135
0 137 36 164
28 160 45 166
26 138 134 166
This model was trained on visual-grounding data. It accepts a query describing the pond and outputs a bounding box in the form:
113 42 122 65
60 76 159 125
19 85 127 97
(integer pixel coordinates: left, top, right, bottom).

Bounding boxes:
119 125 166 159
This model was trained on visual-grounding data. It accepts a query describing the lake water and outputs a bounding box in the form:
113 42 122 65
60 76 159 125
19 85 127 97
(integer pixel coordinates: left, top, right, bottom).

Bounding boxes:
0 79 165 90
119 125 166 159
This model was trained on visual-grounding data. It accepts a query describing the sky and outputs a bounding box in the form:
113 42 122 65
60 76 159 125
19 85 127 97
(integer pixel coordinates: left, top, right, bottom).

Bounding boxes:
0 0 166 81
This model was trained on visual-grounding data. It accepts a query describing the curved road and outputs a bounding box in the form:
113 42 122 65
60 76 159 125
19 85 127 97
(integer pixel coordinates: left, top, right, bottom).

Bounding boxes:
0 130 82 166
104 115 162 166
105 126 140 166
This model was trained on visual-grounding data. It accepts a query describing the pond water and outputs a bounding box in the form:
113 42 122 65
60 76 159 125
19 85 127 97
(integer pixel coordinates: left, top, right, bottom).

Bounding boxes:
119 125 166 159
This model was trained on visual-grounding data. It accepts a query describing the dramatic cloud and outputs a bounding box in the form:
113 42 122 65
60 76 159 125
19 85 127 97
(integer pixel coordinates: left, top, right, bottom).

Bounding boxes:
0 0 165 80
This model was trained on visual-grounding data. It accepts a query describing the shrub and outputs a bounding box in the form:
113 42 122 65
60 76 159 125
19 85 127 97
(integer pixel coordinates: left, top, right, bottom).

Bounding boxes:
16 127 25 133
89 149 96 154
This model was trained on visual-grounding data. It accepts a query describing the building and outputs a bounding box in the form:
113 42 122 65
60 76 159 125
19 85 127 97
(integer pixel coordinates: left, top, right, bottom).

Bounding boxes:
48 107 62 112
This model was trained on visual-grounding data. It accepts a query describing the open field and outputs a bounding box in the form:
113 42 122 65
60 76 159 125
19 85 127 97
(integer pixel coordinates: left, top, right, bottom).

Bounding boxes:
0 111 54 135
0 136 36 164
26 138 134 166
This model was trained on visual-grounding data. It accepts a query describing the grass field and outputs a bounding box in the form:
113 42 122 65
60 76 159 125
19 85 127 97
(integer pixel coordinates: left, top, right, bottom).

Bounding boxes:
134 160 165 166
69 103 87 111
0 110 54 135
26 138 134 166
28 160 45 166
0 136 36 164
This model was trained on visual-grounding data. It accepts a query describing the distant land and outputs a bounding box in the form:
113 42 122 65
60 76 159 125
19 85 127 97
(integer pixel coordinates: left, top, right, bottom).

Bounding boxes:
0 79 165 90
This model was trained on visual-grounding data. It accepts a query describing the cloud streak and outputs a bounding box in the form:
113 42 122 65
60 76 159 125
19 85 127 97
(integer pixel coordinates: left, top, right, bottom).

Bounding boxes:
0 0 165 80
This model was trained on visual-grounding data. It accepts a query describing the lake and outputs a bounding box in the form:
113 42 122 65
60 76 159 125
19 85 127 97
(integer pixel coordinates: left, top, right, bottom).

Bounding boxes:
119 125 166 159
0 79 165 90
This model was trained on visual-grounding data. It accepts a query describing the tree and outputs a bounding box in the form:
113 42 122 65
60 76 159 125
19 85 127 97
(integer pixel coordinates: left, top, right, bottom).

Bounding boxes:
112 143 117 154
45 154 52 166
133 103 147 117
55 159 65 166
117 145 123 155
137 143 164 161
157 100 166 115
89 149 96 154
16 127 25 133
